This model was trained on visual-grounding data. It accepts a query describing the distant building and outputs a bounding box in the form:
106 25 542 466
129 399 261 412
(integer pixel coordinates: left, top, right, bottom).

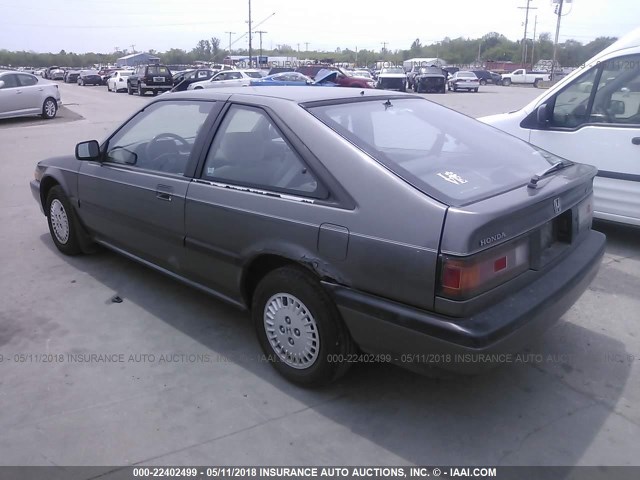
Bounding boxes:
116 53 160 67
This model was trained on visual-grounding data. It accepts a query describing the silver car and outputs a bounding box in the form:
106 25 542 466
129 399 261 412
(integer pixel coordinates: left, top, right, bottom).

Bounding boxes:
187 70 263 90
30 87 605 385
0 71 61 120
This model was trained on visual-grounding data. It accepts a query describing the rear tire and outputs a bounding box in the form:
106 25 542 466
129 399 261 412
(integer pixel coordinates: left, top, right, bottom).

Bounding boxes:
534 78 541 88
41 98 57 119
252 266 355 386
137 84 143 96
479 79 487 86
127 83 133 95
46 186 82 255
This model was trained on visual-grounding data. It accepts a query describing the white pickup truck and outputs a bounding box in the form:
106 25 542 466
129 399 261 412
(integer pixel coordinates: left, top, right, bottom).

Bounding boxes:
501 69 551 87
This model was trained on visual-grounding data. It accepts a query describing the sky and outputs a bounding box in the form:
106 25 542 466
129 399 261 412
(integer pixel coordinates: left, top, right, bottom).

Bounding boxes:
0 0 637 54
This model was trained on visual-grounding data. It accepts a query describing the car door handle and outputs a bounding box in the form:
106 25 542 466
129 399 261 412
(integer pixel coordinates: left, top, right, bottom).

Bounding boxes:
156 185 173 201
632 137 640 145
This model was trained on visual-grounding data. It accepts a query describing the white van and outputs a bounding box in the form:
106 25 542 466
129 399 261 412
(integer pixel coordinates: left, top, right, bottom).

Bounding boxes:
480 27 640 227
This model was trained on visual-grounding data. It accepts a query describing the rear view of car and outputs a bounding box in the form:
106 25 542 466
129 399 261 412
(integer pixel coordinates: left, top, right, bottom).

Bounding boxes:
448 71 480 92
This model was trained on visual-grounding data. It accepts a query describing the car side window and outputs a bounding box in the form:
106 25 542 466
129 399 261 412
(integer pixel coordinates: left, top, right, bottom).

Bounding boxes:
17 74 38 86
105 101 215 175
202 105 320 195
590 55 640 125
550 67 599 128
0 74 19 88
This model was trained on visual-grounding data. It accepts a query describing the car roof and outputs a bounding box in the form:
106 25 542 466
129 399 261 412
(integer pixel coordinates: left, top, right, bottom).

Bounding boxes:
165 85 413 103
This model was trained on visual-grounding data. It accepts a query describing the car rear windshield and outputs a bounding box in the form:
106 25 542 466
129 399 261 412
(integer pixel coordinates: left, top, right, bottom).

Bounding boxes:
147 66 169 75
245 71 263 78
307 98 564 206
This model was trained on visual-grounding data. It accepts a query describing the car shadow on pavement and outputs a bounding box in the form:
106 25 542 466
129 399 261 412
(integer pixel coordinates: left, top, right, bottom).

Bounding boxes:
0 107 83 129
34 233 634 467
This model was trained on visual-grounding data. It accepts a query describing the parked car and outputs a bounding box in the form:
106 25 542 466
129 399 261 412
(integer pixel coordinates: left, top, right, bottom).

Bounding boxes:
49 68 65 81
107 70 134 92
413 66 447 93
352 70 373 79
448 71 480 92
375 67 407 92
30 87 605 385
187 70 263 90
0 71 61 120
250 71 316 86
293 66 374 88
501 69 551 87
127 64 173 96
471 69 502 86
480 26 640 226
172 68 215 92
43 66 60 79
64 70 81 84
77 70 102 86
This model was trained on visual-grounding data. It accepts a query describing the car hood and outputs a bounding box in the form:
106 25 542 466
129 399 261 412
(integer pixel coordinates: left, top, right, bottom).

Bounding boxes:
315 69 338 83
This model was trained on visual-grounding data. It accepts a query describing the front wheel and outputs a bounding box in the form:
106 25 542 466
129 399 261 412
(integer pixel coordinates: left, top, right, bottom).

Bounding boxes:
46 186 82 255
41 98 57 119
502 78 511 86
137 84 143 96
252 266 355 386
127 83 133 95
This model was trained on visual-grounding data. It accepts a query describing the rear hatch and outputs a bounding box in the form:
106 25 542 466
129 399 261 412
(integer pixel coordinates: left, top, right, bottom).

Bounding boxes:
436 163 595 316
145 65 172 86
306 96 598 315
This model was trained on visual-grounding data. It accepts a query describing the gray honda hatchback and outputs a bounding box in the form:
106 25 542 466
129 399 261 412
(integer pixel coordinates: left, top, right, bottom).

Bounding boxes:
31 87 605 385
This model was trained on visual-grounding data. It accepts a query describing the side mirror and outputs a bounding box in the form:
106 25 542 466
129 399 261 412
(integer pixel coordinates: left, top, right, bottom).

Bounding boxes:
75 140 101 161
536 104 550 126
610 100 625 115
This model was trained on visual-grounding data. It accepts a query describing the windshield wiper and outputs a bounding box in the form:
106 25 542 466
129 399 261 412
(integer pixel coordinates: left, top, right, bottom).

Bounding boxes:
528 161 570 189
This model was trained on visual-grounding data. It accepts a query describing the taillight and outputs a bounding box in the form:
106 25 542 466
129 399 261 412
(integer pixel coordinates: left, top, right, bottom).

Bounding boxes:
439 237 530 300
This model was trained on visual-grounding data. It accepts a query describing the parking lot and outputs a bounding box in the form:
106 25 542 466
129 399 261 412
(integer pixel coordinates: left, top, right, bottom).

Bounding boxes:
0 82 639 468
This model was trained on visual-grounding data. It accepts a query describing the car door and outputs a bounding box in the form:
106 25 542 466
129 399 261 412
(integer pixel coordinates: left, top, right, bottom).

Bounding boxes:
16 74 42 111
0 74 24 116
529 54 640 224
183 104 329 303
77 99 222 272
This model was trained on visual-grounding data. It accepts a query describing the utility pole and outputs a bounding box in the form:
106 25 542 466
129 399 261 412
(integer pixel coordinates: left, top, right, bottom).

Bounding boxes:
130 44 136 54
518 0 537 68
248 0 252 68
355 46 358 66
381 41 388 56
225 31 235 54
304 42 310 52
552 0 566 82
297 43 300 56
255 31 267 64
530 15 538 67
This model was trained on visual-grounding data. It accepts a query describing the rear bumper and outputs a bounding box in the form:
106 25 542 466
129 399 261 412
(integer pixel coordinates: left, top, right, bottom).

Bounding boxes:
323 230 605 373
